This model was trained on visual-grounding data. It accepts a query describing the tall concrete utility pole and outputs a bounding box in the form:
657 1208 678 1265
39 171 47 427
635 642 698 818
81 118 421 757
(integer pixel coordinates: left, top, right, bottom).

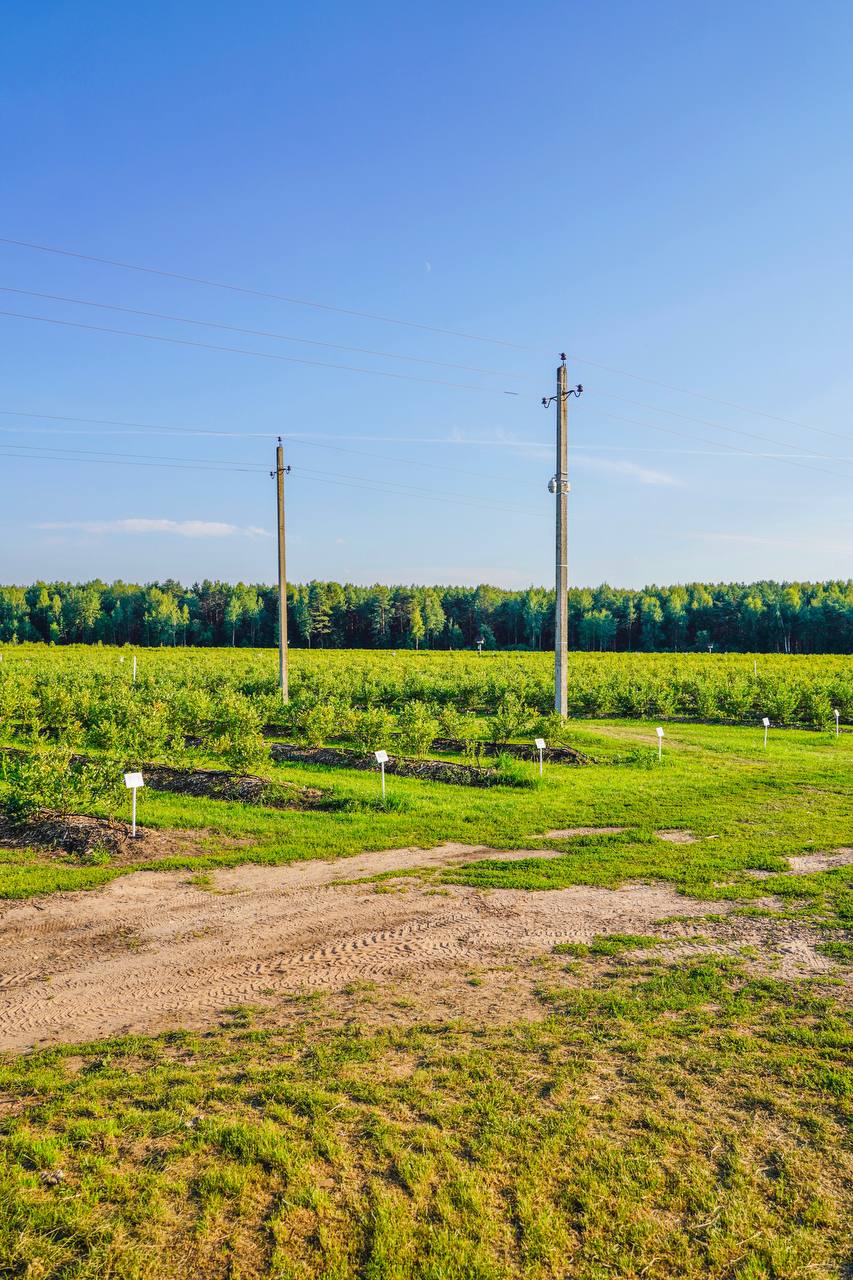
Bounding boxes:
554 358 569 715
272 438 291 703
543 356 583 716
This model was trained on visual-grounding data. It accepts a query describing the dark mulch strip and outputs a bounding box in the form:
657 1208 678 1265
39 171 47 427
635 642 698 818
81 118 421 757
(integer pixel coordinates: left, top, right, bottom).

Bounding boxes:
268 743 514 787
429 738 589 764
134 763 325 810
261 733 589 765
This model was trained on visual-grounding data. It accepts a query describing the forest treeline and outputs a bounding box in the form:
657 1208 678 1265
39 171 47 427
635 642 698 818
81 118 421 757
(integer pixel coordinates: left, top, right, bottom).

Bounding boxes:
1 578 852 652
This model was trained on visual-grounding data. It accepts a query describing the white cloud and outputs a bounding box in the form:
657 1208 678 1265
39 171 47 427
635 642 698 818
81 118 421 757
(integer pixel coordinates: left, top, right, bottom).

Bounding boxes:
574 457 684 487
285 435 683 483
35 518 269 539
689 531 853 553
689 532 794 547
287 431 550 454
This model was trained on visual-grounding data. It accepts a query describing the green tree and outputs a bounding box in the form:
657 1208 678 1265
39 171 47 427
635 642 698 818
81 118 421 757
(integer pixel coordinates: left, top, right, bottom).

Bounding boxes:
143 587 180 645
307 582 332 647
409 602 425 650
370 586 391 646
422 590 446 648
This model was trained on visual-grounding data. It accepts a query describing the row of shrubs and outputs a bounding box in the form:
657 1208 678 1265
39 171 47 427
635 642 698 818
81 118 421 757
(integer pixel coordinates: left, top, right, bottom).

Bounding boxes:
0 673 551 767
0 749 124 824
284 694 543 756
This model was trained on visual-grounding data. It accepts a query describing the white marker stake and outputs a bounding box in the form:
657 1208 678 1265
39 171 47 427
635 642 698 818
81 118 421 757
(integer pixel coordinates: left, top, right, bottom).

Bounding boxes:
132 655 137 683
834 708 840 737
534 737 546 777
655 727 664 761
762 717 770 749
124 772 145 838
375 749 389 801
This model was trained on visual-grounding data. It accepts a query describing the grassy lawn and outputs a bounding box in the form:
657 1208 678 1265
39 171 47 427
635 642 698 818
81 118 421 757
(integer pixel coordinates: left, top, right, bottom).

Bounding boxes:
0 954 849 1279
1 720 851 919
1 719 851 1276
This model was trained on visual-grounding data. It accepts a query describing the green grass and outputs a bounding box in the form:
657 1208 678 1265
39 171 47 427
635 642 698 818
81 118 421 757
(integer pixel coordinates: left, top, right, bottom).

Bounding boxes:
0 956 849 1279
553 933 664 957
817 939 853 964
1 721 851 924
1 706 850 1277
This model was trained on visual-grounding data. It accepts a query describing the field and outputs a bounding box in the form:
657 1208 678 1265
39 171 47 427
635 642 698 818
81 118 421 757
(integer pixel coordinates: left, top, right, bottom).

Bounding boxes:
0 646 851 1278
3 645 853 731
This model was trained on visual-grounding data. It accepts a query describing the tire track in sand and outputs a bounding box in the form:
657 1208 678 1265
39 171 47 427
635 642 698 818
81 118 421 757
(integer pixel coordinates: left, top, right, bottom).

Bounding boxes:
0 841 818 1051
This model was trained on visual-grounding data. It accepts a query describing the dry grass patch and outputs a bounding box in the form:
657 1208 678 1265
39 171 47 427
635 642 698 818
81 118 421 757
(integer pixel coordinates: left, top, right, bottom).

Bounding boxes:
0 956 850 1279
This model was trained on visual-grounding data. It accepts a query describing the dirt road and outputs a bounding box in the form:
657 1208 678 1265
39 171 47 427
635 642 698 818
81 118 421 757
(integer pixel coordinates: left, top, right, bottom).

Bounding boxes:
0 841 842 1051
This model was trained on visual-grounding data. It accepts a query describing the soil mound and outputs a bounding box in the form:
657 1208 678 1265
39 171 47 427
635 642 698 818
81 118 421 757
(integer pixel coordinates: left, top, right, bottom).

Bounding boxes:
0 811 203 862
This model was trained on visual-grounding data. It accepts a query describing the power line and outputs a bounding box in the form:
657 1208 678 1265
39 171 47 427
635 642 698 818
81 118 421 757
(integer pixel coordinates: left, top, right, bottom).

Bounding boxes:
4 388 847 479
0 446 266 475
281 435 536 487
0 409 549 455
6 413 851 506
0 310 522 395
569 352 848 443
0 407 267 439
0 440 268 469
594 390 852 451
7 415 849 471
2 235 846 448
0 443 541 514
0 285 528 380
0 407 540 486
596 410 853 484
293 468 540 515
573 443 853 459
293 463 538 514
5 398 851 485
0 236 531 350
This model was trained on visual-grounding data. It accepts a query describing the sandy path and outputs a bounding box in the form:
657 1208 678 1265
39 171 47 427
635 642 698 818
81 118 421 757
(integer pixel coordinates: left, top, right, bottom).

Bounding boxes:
0 842 717 1051
1 841 844 1052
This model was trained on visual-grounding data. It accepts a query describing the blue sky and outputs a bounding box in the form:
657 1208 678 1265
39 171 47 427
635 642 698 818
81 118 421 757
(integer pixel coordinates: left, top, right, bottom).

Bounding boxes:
1 0 852 590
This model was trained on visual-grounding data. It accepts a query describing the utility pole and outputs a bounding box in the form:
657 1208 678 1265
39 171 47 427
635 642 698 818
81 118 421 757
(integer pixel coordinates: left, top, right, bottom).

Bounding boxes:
271 438 291 702
543 357 583 717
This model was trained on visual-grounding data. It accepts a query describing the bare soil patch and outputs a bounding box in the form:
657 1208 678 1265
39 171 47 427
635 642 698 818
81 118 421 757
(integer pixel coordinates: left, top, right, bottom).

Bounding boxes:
647 913 843 979
656 829 698 844
545 826 625 838
744 847 853 880
786 847 853 874
0 841 842 1052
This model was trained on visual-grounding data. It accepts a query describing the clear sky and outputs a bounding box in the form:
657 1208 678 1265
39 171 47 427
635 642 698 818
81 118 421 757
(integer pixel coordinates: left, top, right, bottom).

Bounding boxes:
1 0 852 591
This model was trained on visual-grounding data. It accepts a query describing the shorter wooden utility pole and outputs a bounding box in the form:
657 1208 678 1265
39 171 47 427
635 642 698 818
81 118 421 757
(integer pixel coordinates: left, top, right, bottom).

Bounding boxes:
272 438 291 702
